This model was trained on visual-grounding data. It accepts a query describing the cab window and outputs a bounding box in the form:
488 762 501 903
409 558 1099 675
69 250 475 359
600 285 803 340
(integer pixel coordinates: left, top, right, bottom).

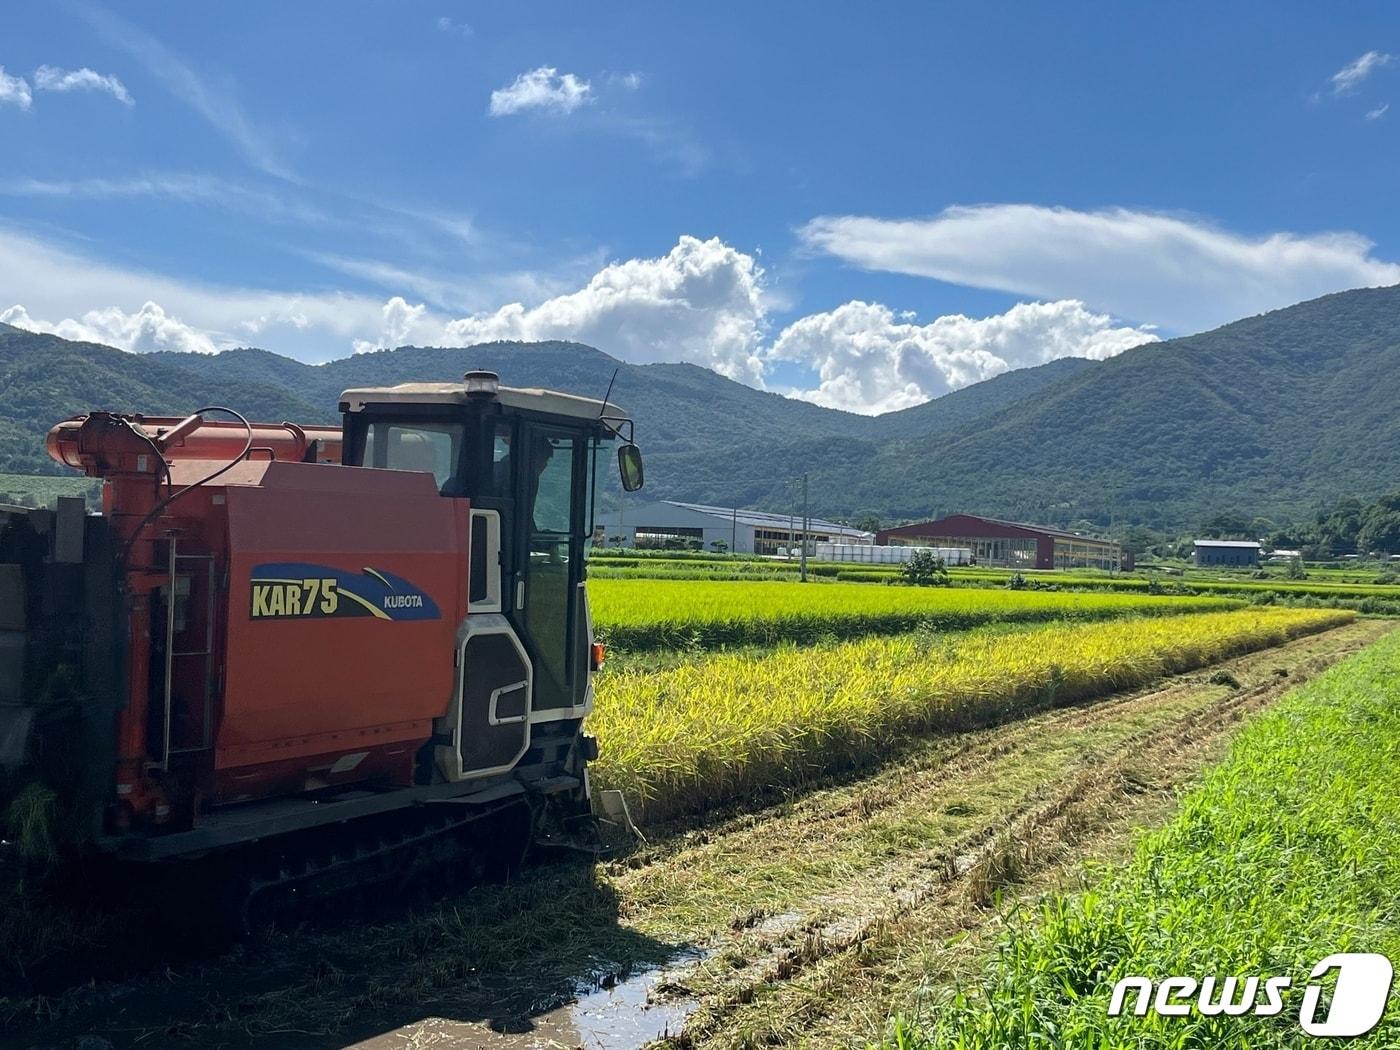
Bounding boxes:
529 434 576 535
361 422 461 491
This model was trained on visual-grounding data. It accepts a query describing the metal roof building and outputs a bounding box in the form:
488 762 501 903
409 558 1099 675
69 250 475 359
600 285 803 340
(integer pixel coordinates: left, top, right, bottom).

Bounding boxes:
876 514 1128 571
1193 539 1261 567
600 500 872 555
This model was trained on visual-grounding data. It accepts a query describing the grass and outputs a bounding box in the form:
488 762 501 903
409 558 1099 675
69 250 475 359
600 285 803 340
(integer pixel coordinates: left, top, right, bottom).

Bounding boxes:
589 607 1352 824
880 624 1400 1049
588 579 1243 651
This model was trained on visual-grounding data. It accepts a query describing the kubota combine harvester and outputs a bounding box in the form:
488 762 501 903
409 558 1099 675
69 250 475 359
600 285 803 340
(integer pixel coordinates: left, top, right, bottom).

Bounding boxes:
0 370 643 916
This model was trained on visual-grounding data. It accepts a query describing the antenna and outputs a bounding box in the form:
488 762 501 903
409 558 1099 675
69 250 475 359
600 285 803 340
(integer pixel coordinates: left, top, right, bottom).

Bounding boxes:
597 366 633 442
600 367 619 417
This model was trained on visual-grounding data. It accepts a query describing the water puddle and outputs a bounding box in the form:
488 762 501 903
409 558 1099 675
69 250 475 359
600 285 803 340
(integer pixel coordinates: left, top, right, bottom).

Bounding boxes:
348 956 701 1050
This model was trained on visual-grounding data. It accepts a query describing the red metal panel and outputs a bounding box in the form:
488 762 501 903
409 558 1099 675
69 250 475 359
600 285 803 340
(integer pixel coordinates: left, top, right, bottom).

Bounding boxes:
218 462 464 802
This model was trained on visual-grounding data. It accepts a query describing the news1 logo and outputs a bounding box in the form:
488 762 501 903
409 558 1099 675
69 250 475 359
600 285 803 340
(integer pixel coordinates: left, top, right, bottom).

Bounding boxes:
1108 953 1394 1036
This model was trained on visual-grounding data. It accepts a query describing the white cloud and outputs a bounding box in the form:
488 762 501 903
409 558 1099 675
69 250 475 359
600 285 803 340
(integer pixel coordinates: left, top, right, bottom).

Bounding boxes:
435 16 472 36
11 210 1389 417
0 173 337 228
0 225 407 360
771 299 1157 414
489 66 592 116
0 222 606 362
2 301 217 354
1367 102 1390 120
1331 51 1392 96
79 4 292 179
444 235 767 382
33 65 133 105
0 67 31 110
352 296 429 353
800 204 1400 334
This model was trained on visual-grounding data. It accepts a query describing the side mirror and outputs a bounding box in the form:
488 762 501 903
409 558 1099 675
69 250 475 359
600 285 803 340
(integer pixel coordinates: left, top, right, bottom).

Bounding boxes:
618 443 644 492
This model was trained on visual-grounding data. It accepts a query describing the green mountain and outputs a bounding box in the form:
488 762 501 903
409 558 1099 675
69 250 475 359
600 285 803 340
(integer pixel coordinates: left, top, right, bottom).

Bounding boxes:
820 284 1400 527
5 283 1399 528
871 356 1095 440
0 328 321 474
143 342 897 460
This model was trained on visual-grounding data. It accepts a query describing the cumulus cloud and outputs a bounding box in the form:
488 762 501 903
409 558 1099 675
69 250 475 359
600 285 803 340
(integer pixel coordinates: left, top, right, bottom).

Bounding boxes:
800 204 1400 334
33 65 133 105
352 296 429 353
489 66 592 116
0 226 410 360
0 67 31 109
1 301 217 354
772 299 1157 415
9 209 1394 417
1331 51 1392 96
444 235 767 382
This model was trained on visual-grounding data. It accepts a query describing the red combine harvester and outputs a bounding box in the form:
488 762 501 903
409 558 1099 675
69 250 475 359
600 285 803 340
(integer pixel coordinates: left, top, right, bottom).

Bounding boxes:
0 371 643 914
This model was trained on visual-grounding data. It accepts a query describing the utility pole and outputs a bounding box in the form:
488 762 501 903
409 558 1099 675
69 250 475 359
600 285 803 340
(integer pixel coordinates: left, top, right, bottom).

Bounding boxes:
800 472 809 583
732 506 738 555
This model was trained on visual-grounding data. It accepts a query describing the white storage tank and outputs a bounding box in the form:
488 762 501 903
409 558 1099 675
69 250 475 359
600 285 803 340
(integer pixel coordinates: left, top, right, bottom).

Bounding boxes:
813 542 973 565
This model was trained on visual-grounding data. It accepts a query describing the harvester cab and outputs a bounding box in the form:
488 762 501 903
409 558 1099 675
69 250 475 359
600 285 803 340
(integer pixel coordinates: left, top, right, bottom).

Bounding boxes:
338 371 641 783
0 371 641 883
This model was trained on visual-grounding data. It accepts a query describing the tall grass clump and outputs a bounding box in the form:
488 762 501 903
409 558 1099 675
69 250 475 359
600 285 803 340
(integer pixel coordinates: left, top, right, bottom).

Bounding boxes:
589 579 1243 651
878 623 1400 1049
590 608 1351 823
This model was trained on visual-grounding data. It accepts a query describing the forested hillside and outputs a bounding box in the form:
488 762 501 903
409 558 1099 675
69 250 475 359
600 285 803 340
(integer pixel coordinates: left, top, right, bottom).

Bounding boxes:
4 283 1400 528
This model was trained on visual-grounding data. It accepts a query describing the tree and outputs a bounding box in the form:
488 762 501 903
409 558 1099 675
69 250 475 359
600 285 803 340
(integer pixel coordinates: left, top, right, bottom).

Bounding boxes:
1315 497 1365 555
1357 494 1400 555
901 550 948 586
1198 511 1253 539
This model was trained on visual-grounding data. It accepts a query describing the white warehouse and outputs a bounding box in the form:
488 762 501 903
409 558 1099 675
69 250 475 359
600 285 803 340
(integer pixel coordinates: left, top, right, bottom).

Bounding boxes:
600 500 873 555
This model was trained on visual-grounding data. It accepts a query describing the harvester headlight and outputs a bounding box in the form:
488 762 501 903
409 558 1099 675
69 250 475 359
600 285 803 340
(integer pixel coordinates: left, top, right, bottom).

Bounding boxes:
463 370 500 398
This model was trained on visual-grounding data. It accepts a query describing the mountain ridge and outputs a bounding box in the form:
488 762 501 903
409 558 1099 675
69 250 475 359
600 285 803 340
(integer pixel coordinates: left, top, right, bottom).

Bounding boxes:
5 283 1400 527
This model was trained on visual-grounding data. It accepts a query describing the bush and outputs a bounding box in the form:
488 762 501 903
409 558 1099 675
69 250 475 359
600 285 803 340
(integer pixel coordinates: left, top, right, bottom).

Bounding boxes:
901 550 949 587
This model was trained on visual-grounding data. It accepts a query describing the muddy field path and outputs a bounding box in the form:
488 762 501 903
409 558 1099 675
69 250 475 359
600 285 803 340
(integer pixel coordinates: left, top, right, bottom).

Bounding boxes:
9 620 1392 1050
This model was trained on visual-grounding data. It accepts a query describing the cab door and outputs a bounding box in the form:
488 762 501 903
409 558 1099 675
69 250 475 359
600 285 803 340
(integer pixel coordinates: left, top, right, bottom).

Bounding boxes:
512 425 585 715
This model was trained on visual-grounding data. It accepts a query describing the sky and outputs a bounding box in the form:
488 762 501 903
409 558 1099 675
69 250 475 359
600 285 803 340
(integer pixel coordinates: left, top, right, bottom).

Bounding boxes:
1 2 1398 414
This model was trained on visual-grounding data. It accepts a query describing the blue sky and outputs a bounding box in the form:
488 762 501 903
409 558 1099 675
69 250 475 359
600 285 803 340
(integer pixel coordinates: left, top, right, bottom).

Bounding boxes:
2 2 1398 413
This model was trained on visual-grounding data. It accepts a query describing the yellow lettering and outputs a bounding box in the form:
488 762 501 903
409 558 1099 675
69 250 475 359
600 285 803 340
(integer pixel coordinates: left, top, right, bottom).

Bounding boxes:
267 586 285 617
252 585 272 617
285 585 302 616
302 578 320 614
320 579 339 615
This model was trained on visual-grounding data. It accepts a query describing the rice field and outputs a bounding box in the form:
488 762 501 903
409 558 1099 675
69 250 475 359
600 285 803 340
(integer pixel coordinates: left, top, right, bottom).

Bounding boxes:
882 623 1400 1048
589 607 1352 823
589 578 1243 650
